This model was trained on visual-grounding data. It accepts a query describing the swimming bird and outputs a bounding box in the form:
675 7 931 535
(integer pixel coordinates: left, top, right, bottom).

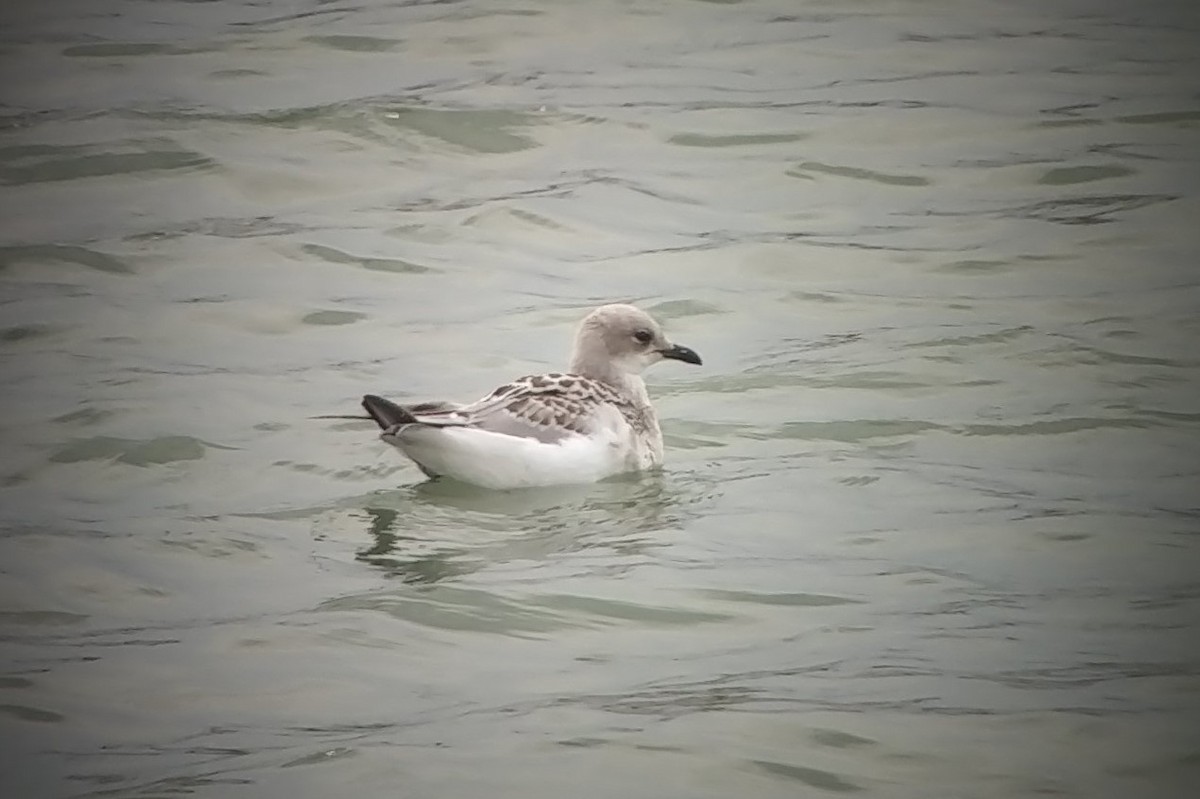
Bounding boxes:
361 303 701 489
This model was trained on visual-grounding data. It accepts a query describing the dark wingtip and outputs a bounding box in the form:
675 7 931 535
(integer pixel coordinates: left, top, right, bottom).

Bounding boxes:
362 394 416 429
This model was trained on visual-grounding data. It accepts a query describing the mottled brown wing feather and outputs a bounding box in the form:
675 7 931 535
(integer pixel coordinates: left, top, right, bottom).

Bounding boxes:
431 373 633 443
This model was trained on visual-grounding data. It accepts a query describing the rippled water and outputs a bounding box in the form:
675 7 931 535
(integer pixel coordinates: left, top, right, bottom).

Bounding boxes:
2 0 1199 796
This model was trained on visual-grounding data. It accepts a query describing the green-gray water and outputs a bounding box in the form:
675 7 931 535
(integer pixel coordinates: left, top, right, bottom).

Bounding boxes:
1 0 1198 796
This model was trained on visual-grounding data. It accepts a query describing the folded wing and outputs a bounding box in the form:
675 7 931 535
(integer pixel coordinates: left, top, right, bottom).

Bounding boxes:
363 374 630 446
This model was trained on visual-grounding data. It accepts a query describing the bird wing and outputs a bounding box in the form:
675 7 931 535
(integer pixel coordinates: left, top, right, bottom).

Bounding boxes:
405 373 629 444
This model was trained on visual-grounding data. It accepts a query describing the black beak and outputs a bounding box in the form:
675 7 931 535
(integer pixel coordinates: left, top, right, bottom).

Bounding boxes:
659 343 702 366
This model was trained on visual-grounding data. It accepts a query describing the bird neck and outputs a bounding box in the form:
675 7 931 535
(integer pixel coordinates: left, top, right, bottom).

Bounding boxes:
621 373 651 407
569 356 650 405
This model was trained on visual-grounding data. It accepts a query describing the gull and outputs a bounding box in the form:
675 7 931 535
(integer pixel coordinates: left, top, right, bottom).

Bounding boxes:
361 304 702 489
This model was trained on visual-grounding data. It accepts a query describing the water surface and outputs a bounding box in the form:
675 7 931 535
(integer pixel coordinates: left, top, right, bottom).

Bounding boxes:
1 0 1198 797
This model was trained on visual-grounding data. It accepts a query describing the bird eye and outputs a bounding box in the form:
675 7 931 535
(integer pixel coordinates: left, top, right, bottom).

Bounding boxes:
633 329 653 345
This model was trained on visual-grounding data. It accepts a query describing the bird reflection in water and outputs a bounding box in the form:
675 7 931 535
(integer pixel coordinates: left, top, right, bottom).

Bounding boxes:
347 471 713 585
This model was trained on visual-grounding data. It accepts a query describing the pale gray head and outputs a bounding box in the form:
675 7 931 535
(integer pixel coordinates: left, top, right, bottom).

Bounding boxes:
568 303 701 382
